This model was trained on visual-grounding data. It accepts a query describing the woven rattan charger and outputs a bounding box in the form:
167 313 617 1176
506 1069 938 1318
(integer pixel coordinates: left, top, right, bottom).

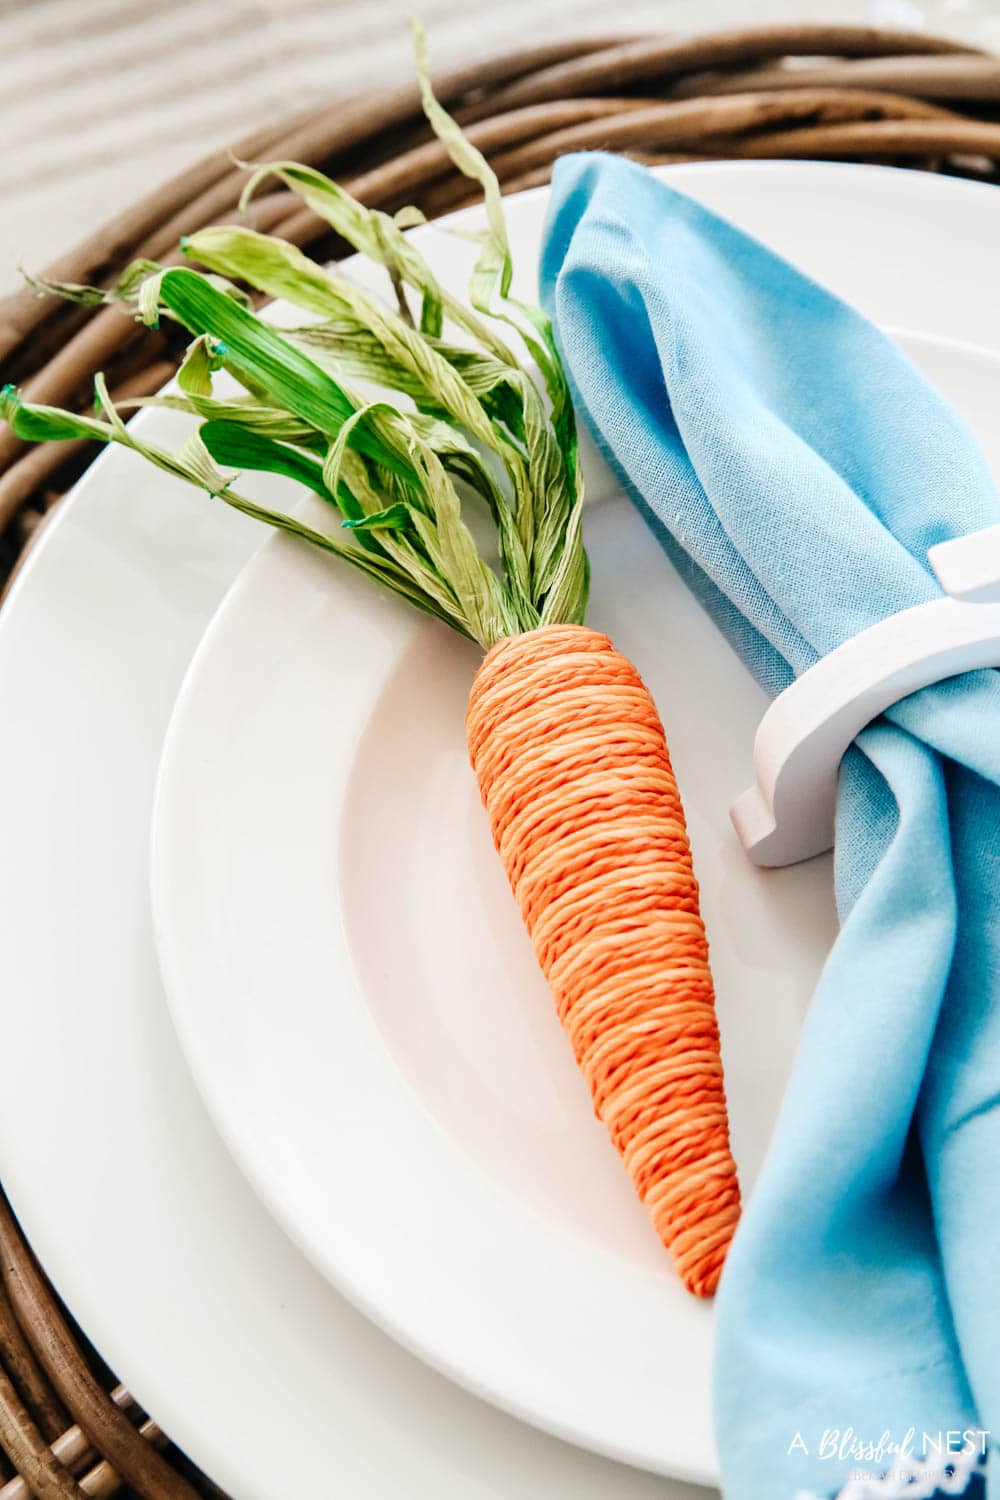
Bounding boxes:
2 21 999 1498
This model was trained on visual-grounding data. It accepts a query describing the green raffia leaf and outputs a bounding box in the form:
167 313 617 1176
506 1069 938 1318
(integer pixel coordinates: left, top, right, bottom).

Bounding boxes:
239 159 514 361
122 391 318 444
343 502 411 531
199 421 335 501
2 386 108 444
290 323 527 440
158 267 355 435
0 384 473 637
186 227 504 455
410 17 582 574
0 28 590 649
185 226 541 588
19 257 164 309
412 19 510 312
177 335 220 395
412 11 568 405
114 337 319 442
184 227 351 319
198 418 387 555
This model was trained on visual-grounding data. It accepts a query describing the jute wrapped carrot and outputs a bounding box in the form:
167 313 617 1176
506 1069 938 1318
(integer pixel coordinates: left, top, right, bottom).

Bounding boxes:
468 626 738 1294
1 26 739 1295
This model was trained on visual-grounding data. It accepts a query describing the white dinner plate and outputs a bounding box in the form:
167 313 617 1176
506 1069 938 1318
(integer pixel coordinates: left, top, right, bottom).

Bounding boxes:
3 164 1000 1500
152 185 1000 1479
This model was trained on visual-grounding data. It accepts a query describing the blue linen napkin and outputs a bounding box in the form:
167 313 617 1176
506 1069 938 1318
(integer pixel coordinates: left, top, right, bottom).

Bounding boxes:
539 153 1000 1500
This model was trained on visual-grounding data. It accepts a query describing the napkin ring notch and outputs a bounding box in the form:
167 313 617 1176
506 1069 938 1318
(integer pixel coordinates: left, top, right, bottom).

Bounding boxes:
733 523 1000 868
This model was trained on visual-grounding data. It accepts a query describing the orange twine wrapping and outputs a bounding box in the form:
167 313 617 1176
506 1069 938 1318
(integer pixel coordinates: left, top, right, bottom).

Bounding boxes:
466 623 740 1297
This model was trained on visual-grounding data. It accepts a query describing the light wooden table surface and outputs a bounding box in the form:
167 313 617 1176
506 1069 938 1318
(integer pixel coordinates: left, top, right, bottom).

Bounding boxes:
4 0 999 293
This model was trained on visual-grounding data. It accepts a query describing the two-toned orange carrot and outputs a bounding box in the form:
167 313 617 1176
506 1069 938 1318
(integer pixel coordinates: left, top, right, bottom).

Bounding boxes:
0 23 740 1295
468 626 738 1295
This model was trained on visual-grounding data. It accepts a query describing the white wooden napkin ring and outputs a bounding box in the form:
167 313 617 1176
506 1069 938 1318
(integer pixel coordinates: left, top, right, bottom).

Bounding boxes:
732 522 1000 868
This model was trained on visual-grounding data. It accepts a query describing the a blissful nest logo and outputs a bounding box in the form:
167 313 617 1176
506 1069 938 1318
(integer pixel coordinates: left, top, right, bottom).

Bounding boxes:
787 1427 989 1496
787 1428 989 1463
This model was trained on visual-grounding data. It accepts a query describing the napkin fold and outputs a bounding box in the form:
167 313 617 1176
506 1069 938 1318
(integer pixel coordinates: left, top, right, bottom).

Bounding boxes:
540 154 1000 1500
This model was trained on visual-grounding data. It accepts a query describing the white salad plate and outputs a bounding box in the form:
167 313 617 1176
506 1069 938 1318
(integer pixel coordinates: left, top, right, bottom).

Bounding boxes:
3 163 1000 1500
